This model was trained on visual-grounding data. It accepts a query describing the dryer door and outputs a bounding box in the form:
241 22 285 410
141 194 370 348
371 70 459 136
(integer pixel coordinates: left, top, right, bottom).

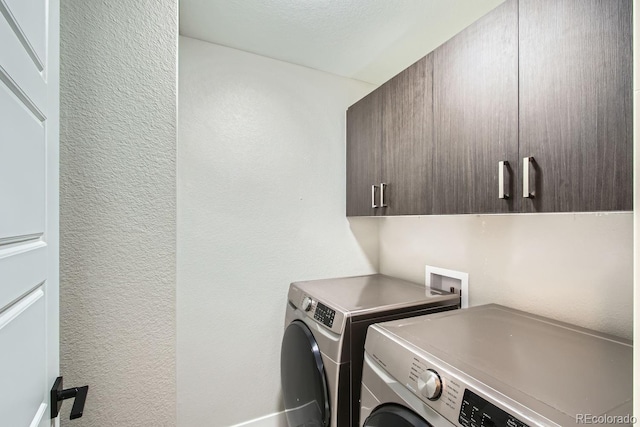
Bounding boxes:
364 404 433 427
281 320 330 427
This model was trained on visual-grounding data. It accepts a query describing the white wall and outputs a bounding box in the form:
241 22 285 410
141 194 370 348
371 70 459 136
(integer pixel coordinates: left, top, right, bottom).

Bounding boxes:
177 37 378 426
633 0 639 418
59 1 177 426
379 213 633 339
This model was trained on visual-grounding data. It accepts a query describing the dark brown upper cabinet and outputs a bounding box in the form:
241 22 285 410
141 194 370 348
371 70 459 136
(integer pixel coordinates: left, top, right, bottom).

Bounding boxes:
346 0 632 216
346 56 433 216
432 0 519 214
518 0 633 212
381 55 433 215
346 89 382 216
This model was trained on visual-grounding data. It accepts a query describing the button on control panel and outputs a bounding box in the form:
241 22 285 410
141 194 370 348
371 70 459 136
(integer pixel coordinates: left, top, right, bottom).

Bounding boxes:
313 302 335 328
459 389 529 427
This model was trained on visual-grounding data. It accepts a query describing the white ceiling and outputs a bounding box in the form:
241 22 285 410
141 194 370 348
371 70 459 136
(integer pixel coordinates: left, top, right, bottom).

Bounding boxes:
179 0 505 85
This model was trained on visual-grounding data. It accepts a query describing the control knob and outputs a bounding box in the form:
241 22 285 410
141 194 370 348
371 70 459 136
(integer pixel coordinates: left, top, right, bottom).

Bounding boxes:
417 369 442 400
301 296 313 312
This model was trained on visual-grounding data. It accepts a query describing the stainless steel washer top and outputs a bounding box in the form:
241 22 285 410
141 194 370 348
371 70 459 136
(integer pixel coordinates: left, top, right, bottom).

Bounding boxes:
364 304 633 427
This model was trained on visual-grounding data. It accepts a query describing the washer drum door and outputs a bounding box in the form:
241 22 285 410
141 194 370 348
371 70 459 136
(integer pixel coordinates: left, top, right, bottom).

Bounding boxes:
281 320 330 427
364 404 433 427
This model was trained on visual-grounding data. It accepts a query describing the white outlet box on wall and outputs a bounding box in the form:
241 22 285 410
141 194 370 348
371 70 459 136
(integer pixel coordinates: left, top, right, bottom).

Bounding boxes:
426 265 469 309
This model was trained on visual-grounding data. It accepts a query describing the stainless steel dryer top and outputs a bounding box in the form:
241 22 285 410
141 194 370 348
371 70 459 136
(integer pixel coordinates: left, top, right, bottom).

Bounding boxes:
365 304 633 426
288 274 459 338
290 274 458 317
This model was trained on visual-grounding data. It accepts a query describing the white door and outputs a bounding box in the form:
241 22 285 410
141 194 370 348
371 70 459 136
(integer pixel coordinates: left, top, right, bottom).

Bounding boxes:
0 0 60 426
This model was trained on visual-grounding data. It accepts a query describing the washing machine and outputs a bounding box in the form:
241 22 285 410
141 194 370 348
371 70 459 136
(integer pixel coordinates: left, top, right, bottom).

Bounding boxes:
360 304 633 427
280 274 460 427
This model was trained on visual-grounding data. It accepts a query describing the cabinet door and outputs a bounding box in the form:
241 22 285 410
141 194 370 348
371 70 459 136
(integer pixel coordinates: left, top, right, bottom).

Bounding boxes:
519 0 633 212
381 55 433 215
432 0 519 214
346 89 382 216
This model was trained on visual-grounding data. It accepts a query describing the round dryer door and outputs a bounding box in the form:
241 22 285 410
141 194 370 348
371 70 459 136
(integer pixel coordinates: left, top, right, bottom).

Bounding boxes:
364 404 432 427
281 320 330 427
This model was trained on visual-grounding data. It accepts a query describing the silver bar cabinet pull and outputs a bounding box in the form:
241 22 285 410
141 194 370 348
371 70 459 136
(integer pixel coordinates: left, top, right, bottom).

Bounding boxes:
371 185 379 208
523 156 534 198
380 183 388 207
498 161 509 199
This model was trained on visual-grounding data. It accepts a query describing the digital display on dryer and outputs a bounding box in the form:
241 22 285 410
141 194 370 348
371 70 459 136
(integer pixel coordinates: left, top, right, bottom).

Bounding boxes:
459 389 529 427
314 302 335 328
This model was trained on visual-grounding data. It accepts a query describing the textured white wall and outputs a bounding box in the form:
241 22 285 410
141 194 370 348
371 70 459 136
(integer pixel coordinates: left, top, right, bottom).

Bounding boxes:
59 1 177 426
177 37 378 426
379 213 633 339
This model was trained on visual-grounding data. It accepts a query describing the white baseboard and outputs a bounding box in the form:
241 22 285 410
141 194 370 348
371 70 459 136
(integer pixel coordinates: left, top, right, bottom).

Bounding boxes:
229 411 287 427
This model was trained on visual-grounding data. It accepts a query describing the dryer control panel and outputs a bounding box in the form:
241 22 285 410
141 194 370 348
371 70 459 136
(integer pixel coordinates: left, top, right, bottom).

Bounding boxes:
314 302 336 328
287 285 346 334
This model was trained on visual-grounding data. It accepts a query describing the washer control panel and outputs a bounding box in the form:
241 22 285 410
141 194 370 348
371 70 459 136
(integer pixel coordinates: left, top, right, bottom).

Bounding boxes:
313 301 336 328
459 389 529 427
406 355 463 416
366 326 539 427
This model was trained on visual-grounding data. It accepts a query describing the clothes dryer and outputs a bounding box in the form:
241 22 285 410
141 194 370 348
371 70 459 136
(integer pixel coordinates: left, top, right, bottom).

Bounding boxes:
281 274 459 427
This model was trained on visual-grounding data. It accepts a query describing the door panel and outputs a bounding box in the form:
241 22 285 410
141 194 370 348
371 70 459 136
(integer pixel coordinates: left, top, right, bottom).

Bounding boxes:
0 9 47 116
0 243 46 313
2 0 47 68
432 0 518 214
0 83 46 240
346 89 382 216
0 288 47 427
381 55 433 215
519 0 632 212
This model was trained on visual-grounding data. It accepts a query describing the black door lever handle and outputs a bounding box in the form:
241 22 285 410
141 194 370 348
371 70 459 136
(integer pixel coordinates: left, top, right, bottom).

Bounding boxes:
50 376 89 420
